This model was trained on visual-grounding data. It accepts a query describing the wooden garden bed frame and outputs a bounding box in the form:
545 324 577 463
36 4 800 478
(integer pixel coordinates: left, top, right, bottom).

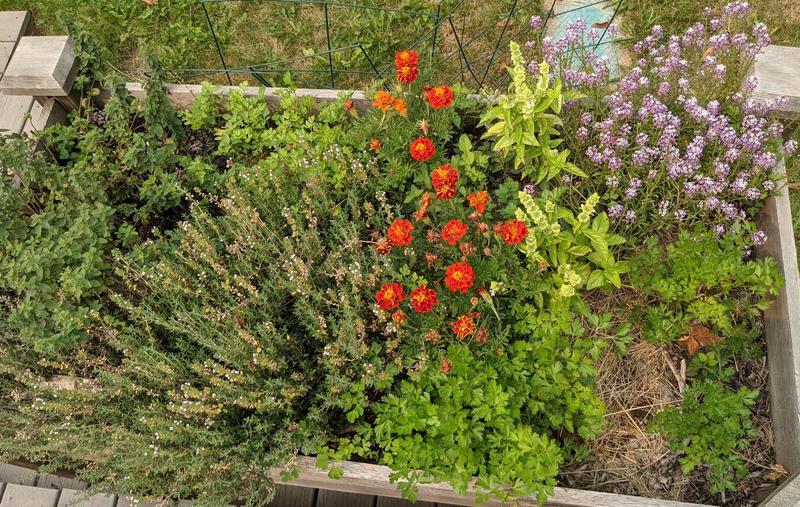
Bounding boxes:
1 11 800 506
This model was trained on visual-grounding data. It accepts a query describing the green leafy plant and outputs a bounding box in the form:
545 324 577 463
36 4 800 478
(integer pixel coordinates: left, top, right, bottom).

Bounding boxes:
648 381 758 495
629 228 781 353
511 189 627 308
479 41 585 183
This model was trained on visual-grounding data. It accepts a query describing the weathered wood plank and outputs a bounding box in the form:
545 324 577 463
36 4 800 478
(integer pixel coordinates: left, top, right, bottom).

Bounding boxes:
0 94 34 136
756 162 800 475
22 97 67 137
316 490 374 507
96 83 370 113
272 458 707 507
0 484 58 507
753 45 800 117
0 41 15 75
0 36 77 96
268 485 317 507
56 489 116 507
116 496 171 507
36 473 87 491
377 497 433 507
0 464 36 486
0 11 30 43
761 472 800 507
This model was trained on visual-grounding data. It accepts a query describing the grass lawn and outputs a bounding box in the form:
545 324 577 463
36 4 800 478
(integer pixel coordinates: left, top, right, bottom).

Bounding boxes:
0 0 544 89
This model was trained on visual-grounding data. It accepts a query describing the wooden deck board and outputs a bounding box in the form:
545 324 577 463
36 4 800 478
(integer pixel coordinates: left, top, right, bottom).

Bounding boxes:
56 489 116 507
753 45 800 116
116 496 168 507
316 490 375 507
0 464 36 487
376 497 434 507
0 11 29 43
0 483 59 507
37 474 88 491
269 485 317 507
0 93 34 136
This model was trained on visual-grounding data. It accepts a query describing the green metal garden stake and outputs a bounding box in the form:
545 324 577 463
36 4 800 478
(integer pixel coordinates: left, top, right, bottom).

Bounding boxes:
324 2 335 88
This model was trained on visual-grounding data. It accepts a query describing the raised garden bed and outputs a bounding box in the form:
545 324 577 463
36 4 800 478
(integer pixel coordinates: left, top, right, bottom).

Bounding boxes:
1 5 800 507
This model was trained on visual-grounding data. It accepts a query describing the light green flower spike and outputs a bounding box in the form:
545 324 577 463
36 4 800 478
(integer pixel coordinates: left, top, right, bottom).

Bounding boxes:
577 193 600 223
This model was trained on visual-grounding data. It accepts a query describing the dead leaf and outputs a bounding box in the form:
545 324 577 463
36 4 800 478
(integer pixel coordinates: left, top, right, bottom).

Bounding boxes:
141 0 156 5
592 21 610 29
497 19 513 29
764 464 788 481
678 323 721 356
418 119 430 136
703 47 715 58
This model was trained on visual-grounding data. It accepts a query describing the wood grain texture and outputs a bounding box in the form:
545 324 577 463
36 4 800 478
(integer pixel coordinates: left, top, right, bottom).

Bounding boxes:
753 45 800 117
0 484 59 507
756 161 800 475
22 97 66 136
761 472 800 507
56 489 116 507
117 496 171 507
36 473 87 491
0 464 37 487
316 490 374 507
0 11 30 42
376 496 433 507
268 484 317 507
0 94 34 136
96 83 371 113
0 41 15 75
271 457 707 507
0 36 77 96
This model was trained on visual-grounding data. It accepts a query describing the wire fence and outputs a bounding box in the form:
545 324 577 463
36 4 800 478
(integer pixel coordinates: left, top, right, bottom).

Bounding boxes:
169 0 626 90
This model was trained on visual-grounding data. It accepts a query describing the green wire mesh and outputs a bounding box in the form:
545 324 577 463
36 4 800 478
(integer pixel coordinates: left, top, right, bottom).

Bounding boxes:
172 0 625 90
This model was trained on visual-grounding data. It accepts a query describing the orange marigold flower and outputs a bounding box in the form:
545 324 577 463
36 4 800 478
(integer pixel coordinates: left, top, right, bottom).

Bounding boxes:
431 164 458 188
395 49 419 69
392 309 407 326
434 182 457 200
392 97 407 116
387 219 414 247
440 356 452 374
370 139 382 152
452 314 476 339
410 285 438 313
444 261 475 293
425 85 455 109
376 283 405 311
374 237 391 254
373 91 394 110
441 219 468 246
500 219 529 245
467 190 490 214
410 137 435 161
344 99 355 112
397 65 419 85
414 192 433 222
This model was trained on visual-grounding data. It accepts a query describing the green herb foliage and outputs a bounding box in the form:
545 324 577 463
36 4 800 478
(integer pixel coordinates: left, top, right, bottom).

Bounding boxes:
648 381 758 495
